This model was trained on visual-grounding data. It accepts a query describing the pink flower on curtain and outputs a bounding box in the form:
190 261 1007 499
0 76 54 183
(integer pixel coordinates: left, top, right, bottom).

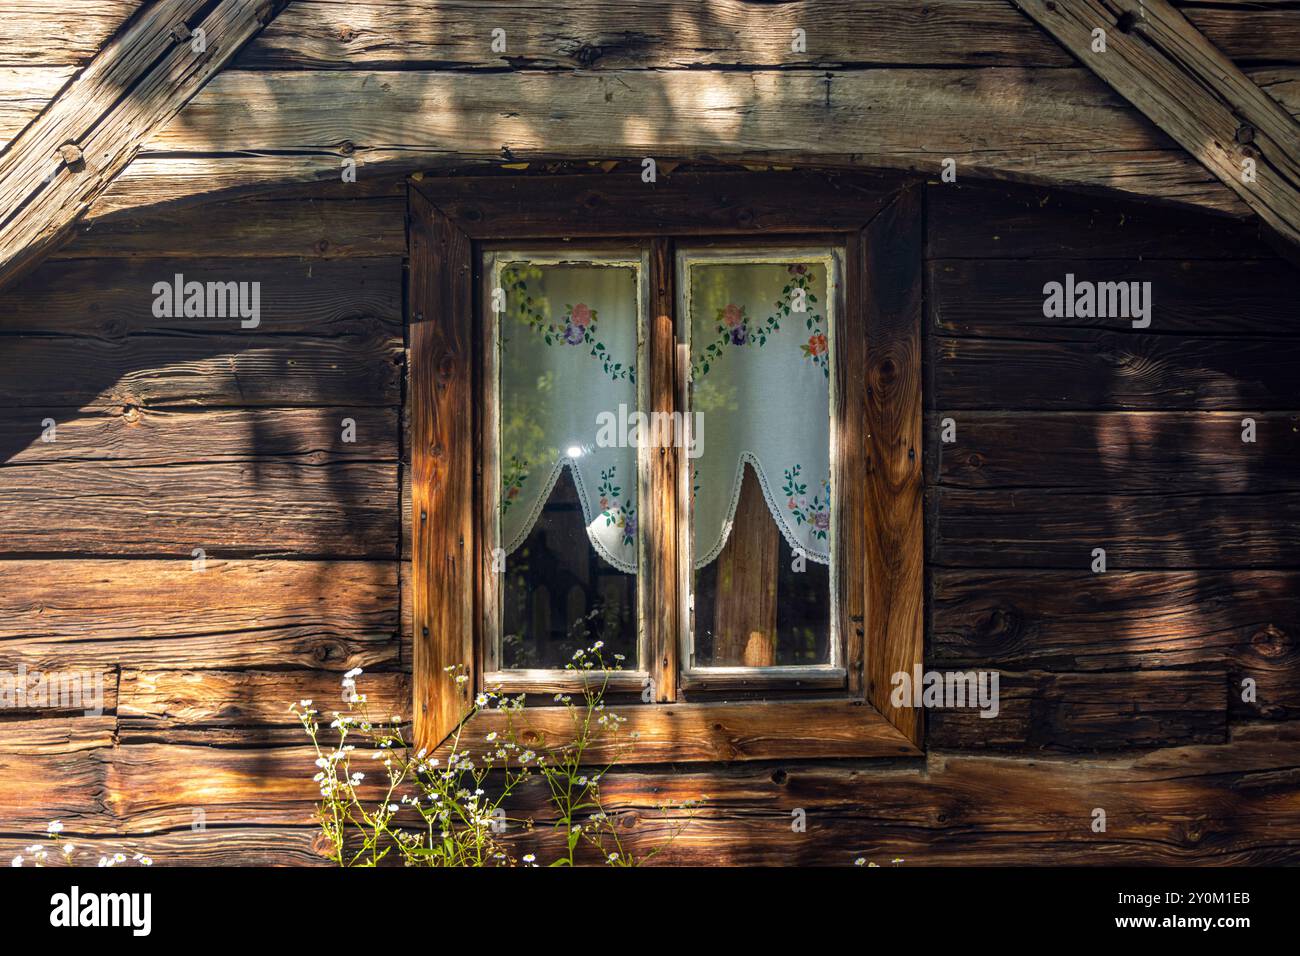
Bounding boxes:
571 303 593 327
722 303 744 327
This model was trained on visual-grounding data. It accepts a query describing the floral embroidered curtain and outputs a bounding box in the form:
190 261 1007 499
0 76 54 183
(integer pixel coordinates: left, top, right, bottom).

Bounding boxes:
688 258 832 569
496 255 832 576
497 260 641 573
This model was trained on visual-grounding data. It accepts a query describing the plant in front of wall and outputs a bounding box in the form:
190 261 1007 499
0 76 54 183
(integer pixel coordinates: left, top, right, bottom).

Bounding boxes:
294 646 697 866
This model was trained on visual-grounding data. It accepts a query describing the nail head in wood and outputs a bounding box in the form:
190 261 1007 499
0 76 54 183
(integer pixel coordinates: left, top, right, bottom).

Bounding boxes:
169 23 192 42
57 143 83 166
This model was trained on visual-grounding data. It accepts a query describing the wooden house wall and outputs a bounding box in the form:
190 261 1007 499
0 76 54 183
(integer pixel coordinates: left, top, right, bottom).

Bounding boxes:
0 174 1297 864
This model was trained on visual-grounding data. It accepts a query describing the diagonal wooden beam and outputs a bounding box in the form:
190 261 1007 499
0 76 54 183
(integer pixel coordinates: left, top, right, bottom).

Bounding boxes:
0 0 287 291
1012 0 1300 248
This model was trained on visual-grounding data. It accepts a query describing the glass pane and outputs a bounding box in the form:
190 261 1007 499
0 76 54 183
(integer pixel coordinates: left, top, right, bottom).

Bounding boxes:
495 258 641 670
686 257 834 667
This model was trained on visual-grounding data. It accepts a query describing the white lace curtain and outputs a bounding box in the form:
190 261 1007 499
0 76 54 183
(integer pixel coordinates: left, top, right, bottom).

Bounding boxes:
498 256 832 574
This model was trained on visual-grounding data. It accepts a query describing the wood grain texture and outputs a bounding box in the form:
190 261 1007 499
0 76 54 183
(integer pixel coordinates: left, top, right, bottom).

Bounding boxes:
926 668 1226 751
228 0 1300 71
863 186 925 747
119 669 410 725
408 187 475 749
448 699 921 764
415 170 904 237
646 241 679 701
148 67 1243 216
0 2 144 67
0 559 399 671
1012 0 1300 247
711 469 778 666
926 411 1300 492
930 568 1299 720
932 487 1300 569
0 0 288 290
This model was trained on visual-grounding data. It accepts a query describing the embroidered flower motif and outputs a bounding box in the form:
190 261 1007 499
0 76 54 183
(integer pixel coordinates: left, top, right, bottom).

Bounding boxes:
693 264 827 379
782 464 830 541
596 466 637 549
501 268 633 382
501 455 529 514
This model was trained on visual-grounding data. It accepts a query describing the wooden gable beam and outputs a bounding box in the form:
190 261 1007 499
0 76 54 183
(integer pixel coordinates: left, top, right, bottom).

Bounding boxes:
1012 0 1300 248
0 0 286 291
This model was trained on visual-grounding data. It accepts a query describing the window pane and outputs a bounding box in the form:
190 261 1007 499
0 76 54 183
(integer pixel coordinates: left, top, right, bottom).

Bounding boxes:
685 256 835 667
494 258 641 670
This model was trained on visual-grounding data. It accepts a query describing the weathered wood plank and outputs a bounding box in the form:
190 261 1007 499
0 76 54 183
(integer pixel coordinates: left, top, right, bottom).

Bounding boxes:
1013 0 1300 247
933 334 1300 410
0 559 399 670
0 716 118 754
0 828 329 866
229 0 1300 71
119 669 410 725
1 256 402 333
0 406 396 466
930 259 1300 337
0 456 397 555
8 722 1296 862
930 569 1300 719
0 0 289 290
148 67 1243 216
0 2 144 67
863 187 925 748
932 487 1300 568
926 183 1276 259
408 187 475 750
926 668 1226 751
414 169 903 238
0 332 403 408
52 196 407 259
926 412 1300 492
236 0 1075 70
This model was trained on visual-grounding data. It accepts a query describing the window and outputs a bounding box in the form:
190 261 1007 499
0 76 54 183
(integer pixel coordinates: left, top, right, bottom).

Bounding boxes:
409 172 924 762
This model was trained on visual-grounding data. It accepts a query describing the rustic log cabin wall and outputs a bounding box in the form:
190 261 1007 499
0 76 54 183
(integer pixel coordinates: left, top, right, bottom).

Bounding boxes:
0 166 1296 863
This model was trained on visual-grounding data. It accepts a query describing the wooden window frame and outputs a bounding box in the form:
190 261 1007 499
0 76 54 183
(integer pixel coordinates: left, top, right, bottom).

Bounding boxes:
409 171 925 762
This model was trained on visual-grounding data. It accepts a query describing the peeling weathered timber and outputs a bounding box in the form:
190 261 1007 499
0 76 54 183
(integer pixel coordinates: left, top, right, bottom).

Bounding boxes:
1013 0 1300 248
0 716 118 755
0 0 288 291
926 411 1300 492
141 67 1243 216
0 559 399 671
926 668 1227 751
